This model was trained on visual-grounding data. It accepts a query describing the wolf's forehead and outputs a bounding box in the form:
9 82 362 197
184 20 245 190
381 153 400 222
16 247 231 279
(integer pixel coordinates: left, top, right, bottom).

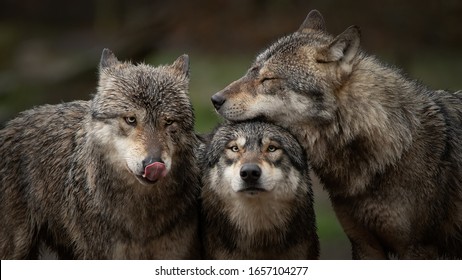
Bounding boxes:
121 72 186 103
136 71 181 92
234 135 246 147
255 33 330 64
256 35 297 63
233 130 274 147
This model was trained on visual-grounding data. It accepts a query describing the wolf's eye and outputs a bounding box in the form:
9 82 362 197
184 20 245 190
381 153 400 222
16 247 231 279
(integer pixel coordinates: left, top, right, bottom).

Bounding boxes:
229 145 239 152
165 119 174 126
267 145 278 152
124 116 137 126
261 77 277 84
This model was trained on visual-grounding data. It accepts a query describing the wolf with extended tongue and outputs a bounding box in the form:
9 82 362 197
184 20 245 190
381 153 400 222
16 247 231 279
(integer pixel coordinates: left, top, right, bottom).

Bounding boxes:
0 49 201 259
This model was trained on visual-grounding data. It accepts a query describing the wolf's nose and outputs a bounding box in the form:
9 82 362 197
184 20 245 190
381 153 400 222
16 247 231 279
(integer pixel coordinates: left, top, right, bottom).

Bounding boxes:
240 164 262 183
142 157 163 169
211 93 226 110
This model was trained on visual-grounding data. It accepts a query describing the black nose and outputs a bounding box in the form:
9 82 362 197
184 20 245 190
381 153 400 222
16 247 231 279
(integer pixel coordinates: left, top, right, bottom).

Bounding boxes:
142 157 163 169
240 164 262 183
211 93 226 110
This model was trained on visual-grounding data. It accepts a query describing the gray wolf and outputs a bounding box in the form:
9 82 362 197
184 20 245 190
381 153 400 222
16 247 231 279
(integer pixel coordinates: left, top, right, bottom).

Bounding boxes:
199 121 319 259
211 10 462 259
0 49 201 259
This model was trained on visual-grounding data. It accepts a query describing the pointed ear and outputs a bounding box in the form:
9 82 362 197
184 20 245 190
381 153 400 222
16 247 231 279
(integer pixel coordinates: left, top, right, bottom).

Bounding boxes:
100 48 120 69
298 10 326 33
316 26 360 72
171 54 190 78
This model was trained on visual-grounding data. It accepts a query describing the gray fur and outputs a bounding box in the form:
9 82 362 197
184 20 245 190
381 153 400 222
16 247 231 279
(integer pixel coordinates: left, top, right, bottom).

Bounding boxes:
212 11 462 259
0 49 201 259
199 121 319 259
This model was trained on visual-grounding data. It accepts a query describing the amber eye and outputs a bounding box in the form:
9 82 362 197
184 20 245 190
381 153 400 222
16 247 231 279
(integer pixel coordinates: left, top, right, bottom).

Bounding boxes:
229 145 239 152
267 145 278 152
124 116 137 126
165 119 174 126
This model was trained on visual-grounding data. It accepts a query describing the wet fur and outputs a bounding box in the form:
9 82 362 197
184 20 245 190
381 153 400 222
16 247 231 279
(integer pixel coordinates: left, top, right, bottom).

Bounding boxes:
199 121 319 259
0 49 201 259
212 11 462 259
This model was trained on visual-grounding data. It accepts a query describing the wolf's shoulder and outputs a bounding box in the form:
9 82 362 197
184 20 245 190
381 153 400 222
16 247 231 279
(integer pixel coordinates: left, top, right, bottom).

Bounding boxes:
1 100 91 146
7 100 90 125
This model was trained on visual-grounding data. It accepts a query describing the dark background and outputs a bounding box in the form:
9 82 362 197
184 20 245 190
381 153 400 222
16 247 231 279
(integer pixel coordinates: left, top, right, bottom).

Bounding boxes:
1 0 461 259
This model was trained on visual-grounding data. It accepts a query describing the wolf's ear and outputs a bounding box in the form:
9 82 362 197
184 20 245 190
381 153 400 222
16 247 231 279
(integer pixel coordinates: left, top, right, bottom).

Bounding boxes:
100 48 120 69
171 54 190 79
297 10 326 33
316 26 360 73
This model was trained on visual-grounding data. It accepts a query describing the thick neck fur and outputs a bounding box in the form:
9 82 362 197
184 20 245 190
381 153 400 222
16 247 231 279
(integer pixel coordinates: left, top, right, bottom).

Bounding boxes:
225 193 296 235
202 182 316 258
293 54 425 197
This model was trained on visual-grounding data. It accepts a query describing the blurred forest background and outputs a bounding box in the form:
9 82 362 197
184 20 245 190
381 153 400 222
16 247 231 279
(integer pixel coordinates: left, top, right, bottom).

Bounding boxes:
1 0 461 259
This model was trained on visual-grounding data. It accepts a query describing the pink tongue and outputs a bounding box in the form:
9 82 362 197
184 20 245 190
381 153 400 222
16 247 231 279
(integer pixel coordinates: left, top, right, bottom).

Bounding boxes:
144 162 167 182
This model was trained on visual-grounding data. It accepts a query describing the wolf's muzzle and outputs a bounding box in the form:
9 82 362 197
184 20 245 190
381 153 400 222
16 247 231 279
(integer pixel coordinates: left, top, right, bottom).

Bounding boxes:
211 93 226 110
240 163 262 183
141 156 167 183
142 156 163 169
